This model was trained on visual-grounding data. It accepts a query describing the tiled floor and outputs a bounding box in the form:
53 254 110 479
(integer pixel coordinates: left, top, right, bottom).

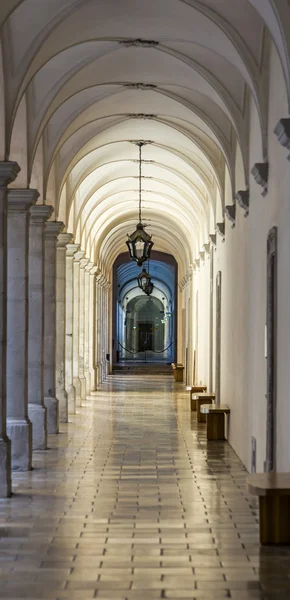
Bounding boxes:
1 375 290 599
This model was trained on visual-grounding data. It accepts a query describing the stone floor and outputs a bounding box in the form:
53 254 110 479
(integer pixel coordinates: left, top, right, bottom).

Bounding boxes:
1 375 290 599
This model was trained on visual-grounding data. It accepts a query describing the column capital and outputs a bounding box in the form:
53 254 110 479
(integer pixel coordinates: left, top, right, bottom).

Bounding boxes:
274 118 290 157
85 261 94 273
73 250 85 263
57 232 73 248
45 221 65 239
90 265 100 276
66 243 79 258
8 188 39 211
30 204 54 224
80 257 90 269
0 161 20 187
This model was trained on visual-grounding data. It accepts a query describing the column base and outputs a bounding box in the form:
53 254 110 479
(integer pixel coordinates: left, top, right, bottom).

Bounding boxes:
79 377 86 402
90 369 97 392
44 396 59 434
57 388 68 423
0 435 12 497
28 404 47 450
67 385 76 415
6 418 32 471
73 377 82 407
85 372 91 395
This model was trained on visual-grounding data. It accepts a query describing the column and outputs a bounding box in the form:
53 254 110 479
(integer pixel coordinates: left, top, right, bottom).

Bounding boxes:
89 267 98 391
55 232 73 423
72 250 84 406
44 221 64 434
79 257 89 402
28 204 53 450
7 189 38 471
94 276 101 387
0 162 19 495
65 243 79 414
84 262 93 394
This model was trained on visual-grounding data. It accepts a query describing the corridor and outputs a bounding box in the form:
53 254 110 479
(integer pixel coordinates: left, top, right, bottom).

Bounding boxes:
0 376 289 600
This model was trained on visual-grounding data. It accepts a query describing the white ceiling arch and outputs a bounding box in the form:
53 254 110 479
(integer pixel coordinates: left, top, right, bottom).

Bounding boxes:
1 0 289 281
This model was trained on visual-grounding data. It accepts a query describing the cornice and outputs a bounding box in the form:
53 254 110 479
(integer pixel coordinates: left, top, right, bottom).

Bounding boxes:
66 243 79 258
203 242 210 255
251 162 268 196
235 190 249 217
30 204 54 224
8 188 39 211
45 221 65 239
73 250 85 263
0 161 20 187
216 221 225 242
274 118 290 160
85 261 94 273
224 204 236 228
57 232 73 248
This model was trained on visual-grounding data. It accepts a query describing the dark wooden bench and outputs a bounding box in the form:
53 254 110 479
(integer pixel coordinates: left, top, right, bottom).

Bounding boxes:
200 404 230 440
247 473 290 545
186 385 207 411
195 393 216 423
171 363 184 382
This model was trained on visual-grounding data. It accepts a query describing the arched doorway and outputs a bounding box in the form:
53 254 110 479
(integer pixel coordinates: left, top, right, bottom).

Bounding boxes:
112 251 177 365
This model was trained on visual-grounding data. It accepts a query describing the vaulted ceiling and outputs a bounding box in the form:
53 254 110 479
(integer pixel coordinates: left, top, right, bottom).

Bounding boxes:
1 0 289 280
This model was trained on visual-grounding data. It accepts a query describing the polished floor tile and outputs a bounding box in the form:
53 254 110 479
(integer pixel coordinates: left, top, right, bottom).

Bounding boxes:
0 375 289 599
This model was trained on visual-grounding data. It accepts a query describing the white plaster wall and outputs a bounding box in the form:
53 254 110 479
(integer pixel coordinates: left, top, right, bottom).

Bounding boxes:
211 43 289 472
189 42 290 473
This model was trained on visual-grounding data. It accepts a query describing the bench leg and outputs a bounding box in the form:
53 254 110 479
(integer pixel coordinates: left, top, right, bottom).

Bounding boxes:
197 403 206 423
190 396 196 411
206 412 225 440
259 496 290 545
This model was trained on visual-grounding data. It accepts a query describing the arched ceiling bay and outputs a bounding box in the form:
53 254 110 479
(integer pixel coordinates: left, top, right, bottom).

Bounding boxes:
1 0 289 280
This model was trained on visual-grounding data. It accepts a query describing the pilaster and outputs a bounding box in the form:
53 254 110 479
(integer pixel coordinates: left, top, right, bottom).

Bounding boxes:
55 232 73 423
84 262 94 394
72 250 84 406
0 162 20 495
7 189 38 471
28 204 54 450
44 221 64 434
79 257 89 402
65 243 79 415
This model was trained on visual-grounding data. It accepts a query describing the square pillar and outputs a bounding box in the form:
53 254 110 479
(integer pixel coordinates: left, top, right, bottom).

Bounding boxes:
65 243 79 414
28 204 54 450
56 232 73 423
72 250 84 406
79 257 89 402
7 189 38 471
0 162 20 495
44 221 64 434
84 262 94 394
89 267 98 391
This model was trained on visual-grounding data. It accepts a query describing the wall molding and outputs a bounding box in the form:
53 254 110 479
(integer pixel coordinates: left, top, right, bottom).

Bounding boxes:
224 204 236 228
216 221 225 242
235 189 249 217
251 162 269 196
274 118 290 160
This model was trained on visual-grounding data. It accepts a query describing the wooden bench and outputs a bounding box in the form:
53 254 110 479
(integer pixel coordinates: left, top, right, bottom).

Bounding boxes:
200 404 230 440
171 363 184 382
247 473 290 545
186 385 207 411
195 393 216 423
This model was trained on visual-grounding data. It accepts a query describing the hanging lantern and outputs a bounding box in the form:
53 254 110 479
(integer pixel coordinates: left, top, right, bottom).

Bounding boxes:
126 223 153 266
137 268 154 296
126 142 154 266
